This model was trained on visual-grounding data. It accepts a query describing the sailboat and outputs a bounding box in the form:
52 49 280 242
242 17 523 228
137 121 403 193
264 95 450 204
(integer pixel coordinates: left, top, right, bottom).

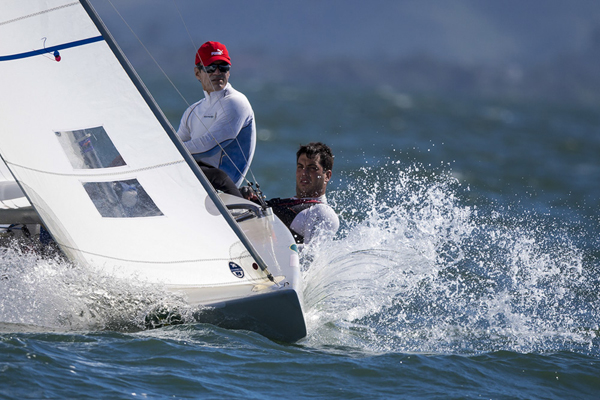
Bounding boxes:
0 1 306 342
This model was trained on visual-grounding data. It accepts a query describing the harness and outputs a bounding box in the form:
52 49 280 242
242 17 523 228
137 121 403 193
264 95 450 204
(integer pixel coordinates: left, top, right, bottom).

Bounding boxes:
267 197 322 244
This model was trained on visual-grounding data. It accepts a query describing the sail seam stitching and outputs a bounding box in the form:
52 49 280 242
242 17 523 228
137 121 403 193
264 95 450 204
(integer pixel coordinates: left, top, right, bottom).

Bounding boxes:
0 2 79 27
5 159 186 178
60 242 255 265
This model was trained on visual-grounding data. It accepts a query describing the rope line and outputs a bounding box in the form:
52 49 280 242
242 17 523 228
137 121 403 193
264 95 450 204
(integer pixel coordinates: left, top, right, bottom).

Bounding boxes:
53 242 270 286
106 0 259 188
58 241 254 265
172 1 257 186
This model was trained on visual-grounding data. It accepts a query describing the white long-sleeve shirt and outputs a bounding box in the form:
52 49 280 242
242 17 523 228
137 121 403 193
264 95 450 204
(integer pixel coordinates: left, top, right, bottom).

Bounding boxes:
177 83 256 186
289 195 339 244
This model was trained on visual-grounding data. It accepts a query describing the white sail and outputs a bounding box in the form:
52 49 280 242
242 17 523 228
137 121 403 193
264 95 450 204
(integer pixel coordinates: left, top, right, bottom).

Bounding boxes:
0 0 302 325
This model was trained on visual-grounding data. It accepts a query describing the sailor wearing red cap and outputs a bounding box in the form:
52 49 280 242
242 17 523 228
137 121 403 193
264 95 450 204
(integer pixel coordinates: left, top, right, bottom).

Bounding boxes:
177 41 256 188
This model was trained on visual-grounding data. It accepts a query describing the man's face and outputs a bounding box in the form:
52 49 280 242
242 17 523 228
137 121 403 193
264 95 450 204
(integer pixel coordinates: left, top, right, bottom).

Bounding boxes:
195 62 230 92
296 153 331 198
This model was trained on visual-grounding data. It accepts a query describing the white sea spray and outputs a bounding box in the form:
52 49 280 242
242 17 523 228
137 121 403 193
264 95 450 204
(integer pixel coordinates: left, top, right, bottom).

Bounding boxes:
301 161 598 354
0 243 191 332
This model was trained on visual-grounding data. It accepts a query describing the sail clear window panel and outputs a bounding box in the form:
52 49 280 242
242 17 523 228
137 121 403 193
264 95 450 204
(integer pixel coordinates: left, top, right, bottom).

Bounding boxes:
83 179 164 218
55 126 126 169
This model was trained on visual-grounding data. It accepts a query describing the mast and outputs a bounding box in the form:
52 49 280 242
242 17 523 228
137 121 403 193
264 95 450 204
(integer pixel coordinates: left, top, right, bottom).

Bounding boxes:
78 0 274 279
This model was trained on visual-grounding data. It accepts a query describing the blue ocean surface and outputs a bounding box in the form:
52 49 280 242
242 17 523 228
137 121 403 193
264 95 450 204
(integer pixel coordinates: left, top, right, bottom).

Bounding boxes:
2 84 600 399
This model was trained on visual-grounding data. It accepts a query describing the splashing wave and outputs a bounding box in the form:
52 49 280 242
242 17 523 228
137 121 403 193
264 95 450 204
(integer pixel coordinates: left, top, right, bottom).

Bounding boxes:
0 244 191 332
301 162 600 354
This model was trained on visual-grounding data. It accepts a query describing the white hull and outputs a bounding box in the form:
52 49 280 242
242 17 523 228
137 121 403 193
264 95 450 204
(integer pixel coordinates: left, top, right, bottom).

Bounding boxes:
0 0 306 342
0 183 306 342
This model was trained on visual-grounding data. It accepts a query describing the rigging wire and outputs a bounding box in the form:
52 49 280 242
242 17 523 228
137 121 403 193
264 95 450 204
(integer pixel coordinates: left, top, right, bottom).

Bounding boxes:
172 0 261 191
104 1 188 112
104 0 274 281
105 0 260 192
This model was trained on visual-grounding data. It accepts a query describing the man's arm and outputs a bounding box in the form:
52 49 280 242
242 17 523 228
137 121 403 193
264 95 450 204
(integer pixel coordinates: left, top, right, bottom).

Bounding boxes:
290 204 339 244
185 96 252 154
176 105 193 142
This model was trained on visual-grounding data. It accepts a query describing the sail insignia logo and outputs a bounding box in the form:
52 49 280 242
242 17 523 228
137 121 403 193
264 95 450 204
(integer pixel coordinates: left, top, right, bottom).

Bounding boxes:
229 262 244 278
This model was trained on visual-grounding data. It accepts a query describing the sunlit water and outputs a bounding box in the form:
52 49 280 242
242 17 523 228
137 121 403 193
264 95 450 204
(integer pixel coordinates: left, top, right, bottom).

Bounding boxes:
1 89 599 398
303 162 598 356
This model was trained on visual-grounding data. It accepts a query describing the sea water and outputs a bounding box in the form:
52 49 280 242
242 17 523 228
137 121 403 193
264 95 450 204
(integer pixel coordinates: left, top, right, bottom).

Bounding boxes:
1 87 599 399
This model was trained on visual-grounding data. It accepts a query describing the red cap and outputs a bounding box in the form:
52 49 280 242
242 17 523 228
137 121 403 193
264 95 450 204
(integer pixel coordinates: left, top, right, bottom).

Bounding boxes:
195 41 231 66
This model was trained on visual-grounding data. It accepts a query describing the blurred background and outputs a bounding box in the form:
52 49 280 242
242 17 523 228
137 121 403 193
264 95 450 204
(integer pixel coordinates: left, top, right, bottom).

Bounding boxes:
91 0 600 105
88 0 600 225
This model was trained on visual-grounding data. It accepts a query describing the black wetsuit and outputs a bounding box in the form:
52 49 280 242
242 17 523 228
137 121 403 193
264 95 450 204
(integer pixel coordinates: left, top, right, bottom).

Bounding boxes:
267 197 322 244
